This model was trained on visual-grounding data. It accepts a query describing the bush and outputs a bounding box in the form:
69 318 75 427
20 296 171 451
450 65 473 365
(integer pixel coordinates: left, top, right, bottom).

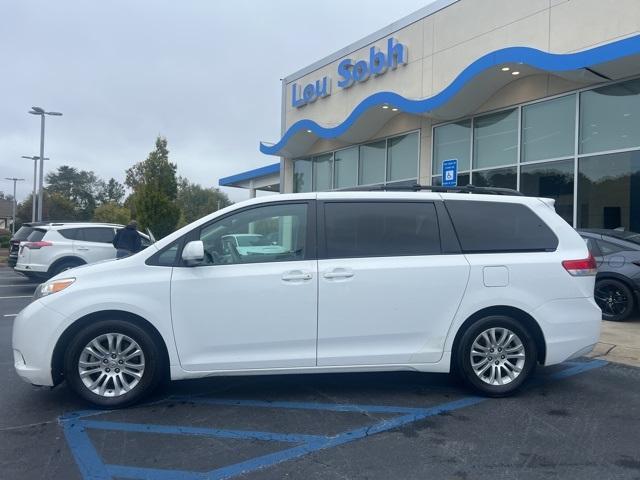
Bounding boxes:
0 235 9 248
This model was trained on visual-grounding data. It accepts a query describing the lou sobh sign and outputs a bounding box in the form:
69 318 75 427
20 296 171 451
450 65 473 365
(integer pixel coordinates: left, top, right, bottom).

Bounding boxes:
291 38 408 108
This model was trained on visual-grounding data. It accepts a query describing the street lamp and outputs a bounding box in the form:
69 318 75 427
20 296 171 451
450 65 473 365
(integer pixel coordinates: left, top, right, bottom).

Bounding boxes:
21 155 49 222
28 106 62 221
4 177 25 235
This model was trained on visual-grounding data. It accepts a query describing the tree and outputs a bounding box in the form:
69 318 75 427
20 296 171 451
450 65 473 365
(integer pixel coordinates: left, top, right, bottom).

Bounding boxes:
176 177 232 226
46 165 104 220
16 191 77 225
127 137 180 238
93 202 131 225
98 178 125 205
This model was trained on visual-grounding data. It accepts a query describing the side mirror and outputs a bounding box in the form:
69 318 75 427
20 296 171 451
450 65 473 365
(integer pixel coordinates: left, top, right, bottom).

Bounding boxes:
182 240 205 266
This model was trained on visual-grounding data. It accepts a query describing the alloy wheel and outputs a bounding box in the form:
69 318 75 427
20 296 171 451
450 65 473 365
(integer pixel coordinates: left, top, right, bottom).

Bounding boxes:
470 327 526 386
595 282 629 317
77 333 146 397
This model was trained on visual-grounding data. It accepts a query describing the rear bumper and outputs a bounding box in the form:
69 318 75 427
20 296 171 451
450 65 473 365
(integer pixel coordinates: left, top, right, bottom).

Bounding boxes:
14 263 49 275
535 297 602 366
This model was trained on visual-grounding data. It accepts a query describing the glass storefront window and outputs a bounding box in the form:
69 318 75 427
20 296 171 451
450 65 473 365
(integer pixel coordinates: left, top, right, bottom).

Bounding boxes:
520 159 574 224
473 109 518 169
522 95 575 162
359 140 386 185
387 132 419 181
293 159 312 193
431 173 470 187
312 153 333 191
433 120 471 175
578 151 640 231
580 78 640 154
334 147 358 189
473 167 517 189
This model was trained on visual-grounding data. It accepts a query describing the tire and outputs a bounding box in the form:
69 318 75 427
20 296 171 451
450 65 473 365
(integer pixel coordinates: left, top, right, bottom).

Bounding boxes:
64 319 164 408
595 278 635 322
456 315 537 397
50 259 84 278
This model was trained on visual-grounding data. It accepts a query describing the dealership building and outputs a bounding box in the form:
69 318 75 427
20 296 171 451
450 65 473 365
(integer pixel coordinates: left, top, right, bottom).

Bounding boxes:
219 0 640 231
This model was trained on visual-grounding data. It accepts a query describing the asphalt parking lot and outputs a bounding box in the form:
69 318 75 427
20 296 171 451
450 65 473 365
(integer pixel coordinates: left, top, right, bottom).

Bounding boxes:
1 266 640 480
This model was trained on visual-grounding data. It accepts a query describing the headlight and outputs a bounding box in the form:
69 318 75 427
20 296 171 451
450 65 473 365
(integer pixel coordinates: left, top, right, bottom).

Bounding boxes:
34 278 76 300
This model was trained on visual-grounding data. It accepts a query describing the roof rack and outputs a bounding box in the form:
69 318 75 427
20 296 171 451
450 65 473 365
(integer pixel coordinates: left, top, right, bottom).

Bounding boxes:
363 184 524 196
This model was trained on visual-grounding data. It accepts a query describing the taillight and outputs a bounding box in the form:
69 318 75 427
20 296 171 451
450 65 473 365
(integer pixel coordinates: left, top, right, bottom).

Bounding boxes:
562 253 597 276
24 241 53 249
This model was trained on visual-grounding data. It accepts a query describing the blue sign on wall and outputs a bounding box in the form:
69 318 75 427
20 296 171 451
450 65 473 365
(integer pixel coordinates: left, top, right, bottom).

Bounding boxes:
442 159 458 187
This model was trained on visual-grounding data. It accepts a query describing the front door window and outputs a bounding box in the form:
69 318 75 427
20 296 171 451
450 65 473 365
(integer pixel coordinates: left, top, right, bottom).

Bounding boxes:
199 203 307 265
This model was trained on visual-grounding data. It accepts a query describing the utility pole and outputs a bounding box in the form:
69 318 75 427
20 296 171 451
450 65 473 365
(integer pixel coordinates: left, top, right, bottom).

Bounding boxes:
21 156 49 222
28 107 62 221
4 177 25 234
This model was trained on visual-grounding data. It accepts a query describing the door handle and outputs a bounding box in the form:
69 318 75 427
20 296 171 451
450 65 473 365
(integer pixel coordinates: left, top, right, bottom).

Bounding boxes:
77 247 90 251
323 269 354 280
282 271 313 281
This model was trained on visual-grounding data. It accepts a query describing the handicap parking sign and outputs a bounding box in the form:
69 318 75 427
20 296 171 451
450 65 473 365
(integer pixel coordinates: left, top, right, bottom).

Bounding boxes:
442 159 458 187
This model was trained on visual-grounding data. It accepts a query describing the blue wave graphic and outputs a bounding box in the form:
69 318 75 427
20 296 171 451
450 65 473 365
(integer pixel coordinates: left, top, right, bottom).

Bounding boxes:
261 34 640 155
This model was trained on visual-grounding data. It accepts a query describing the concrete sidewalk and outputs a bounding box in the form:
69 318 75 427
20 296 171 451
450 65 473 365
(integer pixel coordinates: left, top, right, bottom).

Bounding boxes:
588 317 640 367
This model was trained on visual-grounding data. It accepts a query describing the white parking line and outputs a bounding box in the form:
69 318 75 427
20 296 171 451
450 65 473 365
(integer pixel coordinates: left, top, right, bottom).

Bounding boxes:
0 285 35 288
0 295 32 299
3 314 17 317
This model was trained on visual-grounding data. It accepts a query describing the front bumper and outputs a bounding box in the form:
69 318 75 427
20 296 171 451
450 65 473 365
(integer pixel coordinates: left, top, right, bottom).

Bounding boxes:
12 300 67 387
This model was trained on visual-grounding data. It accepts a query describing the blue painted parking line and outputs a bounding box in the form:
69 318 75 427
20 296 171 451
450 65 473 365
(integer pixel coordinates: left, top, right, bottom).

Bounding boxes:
60 359 607 480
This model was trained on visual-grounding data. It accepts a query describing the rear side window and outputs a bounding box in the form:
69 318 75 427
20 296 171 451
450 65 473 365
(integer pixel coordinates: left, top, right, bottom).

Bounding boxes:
26 229 46 242
323 202 441 258
446 200 558 253
82 227 115 244
59 228 82 240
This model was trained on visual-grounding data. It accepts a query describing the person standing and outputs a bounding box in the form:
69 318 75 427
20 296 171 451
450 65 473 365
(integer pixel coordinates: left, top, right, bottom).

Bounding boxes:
113 220 142 259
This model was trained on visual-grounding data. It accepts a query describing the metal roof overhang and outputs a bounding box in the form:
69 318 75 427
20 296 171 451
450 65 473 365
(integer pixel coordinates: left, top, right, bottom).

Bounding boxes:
218 162 280 190
260 34 640 158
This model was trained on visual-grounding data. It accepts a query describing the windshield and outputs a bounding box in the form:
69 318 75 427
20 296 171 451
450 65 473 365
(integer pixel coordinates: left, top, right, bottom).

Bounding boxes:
235 235 265 247
12 226 34 241
608 230 640 246
26 229 46 242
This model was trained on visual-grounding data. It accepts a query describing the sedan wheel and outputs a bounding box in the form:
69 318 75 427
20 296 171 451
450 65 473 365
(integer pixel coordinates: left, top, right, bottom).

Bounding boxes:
595 279 634 322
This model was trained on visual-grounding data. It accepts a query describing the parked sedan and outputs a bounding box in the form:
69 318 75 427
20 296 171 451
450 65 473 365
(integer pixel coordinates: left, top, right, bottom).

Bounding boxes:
578 229 640 321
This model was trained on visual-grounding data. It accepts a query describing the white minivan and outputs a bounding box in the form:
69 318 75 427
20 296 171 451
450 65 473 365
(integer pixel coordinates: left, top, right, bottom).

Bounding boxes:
12 189 601 407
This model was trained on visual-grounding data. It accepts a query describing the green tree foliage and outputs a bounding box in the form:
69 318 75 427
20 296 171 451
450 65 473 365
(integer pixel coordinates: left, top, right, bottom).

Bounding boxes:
98 178 126 205
93 202 131 225
16 192 76 225
127 137 180 238
176 177 232 226
46 166 104 220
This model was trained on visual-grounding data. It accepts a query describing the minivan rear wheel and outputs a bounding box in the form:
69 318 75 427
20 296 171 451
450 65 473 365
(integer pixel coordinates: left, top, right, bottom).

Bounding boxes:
64 320 163 407
456 316 537 397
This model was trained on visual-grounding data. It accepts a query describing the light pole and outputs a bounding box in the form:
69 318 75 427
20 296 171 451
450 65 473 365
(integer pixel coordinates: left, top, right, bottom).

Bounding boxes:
21 156 49 222
4 177 25 235
28 107 62 221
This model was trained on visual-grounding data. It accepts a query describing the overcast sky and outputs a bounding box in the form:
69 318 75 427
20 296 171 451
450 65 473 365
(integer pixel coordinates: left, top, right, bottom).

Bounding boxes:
1 0 433 202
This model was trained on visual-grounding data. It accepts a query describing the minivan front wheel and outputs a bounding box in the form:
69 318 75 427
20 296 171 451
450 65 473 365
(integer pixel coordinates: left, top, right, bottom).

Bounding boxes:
456 316 537 397
64 320 163 407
